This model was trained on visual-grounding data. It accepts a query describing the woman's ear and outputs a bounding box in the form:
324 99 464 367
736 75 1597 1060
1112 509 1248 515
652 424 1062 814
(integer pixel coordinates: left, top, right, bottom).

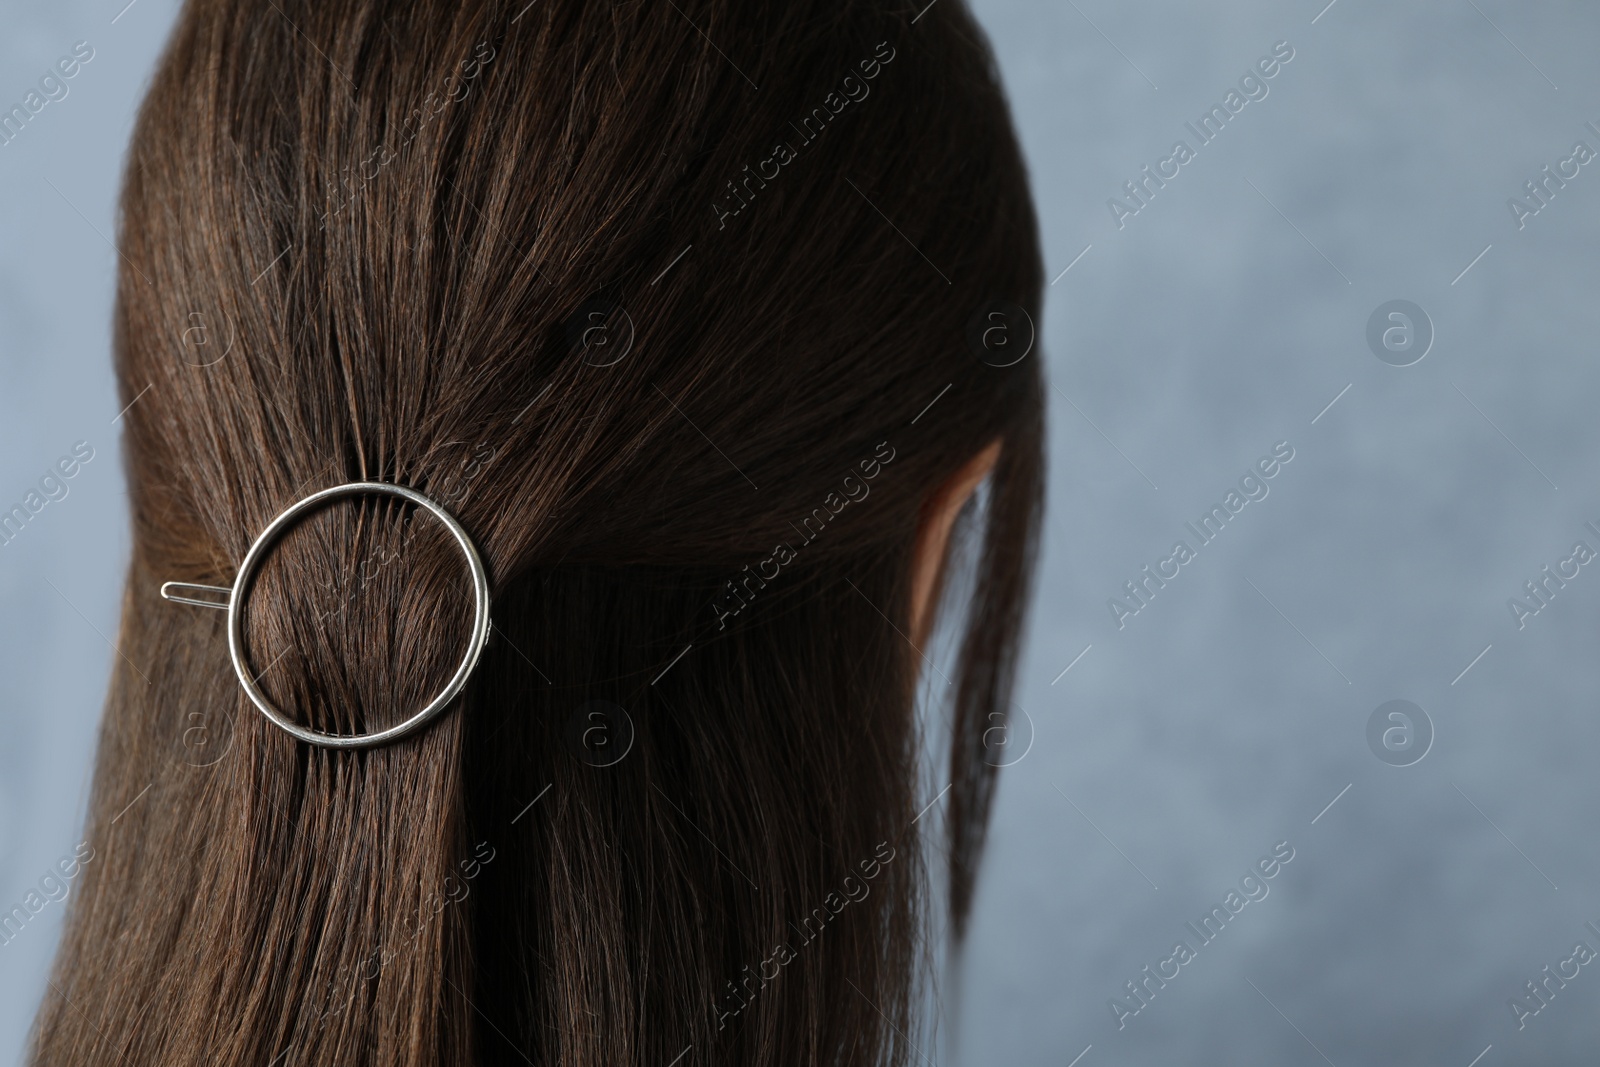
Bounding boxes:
910 439 1002 648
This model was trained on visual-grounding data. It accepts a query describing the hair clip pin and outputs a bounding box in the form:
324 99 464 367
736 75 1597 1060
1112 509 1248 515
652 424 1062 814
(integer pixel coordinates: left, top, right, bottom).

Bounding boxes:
159 581 232 609
158 481 492 749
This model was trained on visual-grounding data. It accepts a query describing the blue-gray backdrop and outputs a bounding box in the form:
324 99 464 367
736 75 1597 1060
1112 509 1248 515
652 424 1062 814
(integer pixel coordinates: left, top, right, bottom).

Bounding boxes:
2 1 1596 1064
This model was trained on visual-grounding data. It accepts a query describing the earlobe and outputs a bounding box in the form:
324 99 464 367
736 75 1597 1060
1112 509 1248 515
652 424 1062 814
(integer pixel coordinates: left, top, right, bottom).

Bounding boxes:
909 440 1002 647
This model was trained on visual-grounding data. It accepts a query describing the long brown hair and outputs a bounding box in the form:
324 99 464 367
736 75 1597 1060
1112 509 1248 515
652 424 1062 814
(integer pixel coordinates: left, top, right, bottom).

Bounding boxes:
30 0 1043 1063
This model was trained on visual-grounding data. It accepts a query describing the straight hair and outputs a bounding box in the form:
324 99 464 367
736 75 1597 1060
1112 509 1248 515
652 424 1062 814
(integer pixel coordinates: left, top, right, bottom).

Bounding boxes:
30 0 1044 1063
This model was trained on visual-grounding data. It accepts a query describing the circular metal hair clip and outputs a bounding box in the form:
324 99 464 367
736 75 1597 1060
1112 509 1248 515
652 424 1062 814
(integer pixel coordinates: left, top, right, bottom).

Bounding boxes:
159 481 492 749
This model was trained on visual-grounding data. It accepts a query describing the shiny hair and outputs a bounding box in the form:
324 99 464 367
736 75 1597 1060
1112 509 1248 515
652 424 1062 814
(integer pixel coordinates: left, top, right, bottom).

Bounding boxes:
31 0 1043 1063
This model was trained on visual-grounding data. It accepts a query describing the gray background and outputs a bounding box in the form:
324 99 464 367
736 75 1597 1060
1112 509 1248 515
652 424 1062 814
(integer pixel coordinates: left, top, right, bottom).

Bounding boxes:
2 1 1596 1064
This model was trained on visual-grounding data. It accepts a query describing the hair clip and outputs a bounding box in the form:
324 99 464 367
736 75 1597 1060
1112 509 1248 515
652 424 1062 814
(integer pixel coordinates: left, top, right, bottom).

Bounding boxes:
159 481 492 750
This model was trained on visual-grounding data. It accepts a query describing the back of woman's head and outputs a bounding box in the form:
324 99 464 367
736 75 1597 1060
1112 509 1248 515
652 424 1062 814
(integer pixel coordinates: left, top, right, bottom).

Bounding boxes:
31 0 1042 1063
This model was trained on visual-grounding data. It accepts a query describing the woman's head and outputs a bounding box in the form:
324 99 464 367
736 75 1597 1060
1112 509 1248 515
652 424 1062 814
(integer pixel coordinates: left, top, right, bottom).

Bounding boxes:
34 0 1042 1063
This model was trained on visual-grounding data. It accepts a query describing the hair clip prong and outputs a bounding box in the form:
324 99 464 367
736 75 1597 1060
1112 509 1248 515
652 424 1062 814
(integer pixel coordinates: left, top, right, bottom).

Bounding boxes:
160 581 232 610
